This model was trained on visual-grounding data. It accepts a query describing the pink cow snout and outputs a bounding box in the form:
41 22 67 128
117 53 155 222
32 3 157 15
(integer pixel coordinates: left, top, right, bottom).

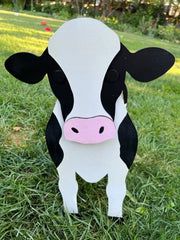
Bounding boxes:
64 116 116 144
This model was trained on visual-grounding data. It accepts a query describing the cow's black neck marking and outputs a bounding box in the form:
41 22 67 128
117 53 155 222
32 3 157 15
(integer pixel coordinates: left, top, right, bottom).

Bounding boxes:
118 114 138 168
45 113 64 167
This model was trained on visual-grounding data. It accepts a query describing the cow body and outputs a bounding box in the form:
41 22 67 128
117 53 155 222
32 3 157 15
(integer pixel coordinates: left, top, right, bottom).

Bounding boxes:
51 94 130 217
5 18 175 219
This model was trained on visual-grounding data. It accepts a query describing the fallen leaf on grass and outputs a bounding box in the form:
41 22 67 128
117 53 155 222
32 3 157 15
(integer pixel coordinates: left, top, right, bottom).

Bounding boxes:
45 27 52 32
41 20 47 26
13 126 21 132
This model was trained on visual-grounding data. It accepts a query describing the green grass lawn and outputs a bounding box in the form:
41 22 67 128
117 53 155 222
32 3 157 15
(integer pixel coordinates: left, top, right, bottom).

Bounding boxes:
0 9 179 240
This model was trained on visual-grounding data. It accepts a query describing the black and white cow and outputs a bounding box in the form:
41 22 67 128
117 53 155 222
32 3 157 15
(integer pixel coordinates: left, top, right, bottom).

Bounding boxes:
5 18 174 219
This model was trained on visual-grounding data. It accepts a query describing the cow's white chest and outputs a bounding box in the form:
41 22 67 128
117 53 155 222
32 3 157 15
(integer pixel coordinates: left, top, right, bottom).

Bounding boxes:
53 94 128 183
59 135 121 183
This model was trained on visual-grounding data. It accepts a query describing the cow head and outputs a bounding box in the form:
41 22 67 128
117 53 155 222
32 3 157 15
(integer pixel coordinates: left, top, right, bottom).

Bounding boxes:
5 18 175 144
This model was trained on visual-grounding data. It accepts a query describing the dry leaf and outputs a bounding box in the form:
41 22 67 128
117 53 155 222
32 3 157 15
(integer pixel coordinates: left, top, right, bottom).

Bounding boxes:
13 126 21 132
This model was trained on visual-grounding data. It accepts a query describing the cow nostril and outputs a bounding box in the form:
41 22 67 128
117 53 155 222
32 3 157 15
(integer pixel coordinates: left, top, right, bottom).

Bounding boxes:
99 126 104 134
71 127 79 133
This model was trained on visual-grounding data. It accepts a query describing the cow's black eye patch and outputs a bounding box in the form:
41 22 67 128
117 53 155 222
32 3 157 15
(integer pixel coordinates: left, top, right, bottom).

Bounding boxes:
101 49 127 120
48 67 74 121
45 51 74 121
105 69 119 83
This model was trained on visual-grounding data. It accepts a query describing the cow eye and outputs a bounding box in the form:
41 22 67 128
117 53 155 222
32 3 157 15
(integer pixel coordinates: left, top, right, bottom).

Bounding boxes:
53 69 67 84
105 69 119 83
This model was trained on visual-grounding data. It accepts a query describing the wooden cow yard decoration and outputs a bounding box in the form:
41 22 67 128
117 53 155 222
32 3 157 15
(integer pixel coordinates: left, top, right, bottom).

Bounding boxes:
5 18 175 220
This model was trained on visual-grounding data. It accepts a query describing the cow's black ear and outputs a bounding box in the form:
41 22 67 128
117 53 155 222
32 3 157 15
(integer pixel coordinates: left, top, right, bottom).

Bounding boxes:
5 50 48 84
125 47 175 82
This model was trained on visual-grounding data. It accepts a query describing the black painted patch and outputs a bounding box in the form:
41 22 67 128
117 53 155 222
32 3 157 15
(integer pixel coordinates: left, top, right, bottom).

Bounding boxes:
45 113 64 167
118 114 138 168
5 52 47 84
43 49 74 121
122 84 128 104
101 45 128 119
125 47 175 82
47 66 74 120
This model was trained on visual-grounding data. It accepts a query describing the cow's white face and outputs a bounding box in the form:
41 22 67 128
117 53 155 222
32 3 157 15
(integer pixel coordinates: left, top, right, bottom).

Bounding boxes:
48 18 122 144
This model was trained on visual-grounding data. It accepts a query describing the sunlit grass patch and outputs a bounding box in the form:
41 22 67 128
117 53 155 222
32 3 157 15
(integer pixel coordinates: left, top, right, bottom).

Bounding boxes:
168 58 180 76
0 9 62 22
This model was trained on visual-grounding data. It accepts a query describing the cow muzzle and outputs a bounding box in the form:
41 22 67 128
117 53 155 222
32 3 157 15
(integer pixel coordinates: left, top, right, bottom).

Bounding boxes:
63 116 116 144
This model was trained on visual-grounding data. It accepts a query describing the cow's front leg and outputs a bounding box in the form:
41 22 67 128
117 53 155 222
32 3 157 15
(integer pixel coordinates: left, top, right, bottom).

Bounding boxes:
46 109 78 214
57 163 78 214
106 161 128 218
